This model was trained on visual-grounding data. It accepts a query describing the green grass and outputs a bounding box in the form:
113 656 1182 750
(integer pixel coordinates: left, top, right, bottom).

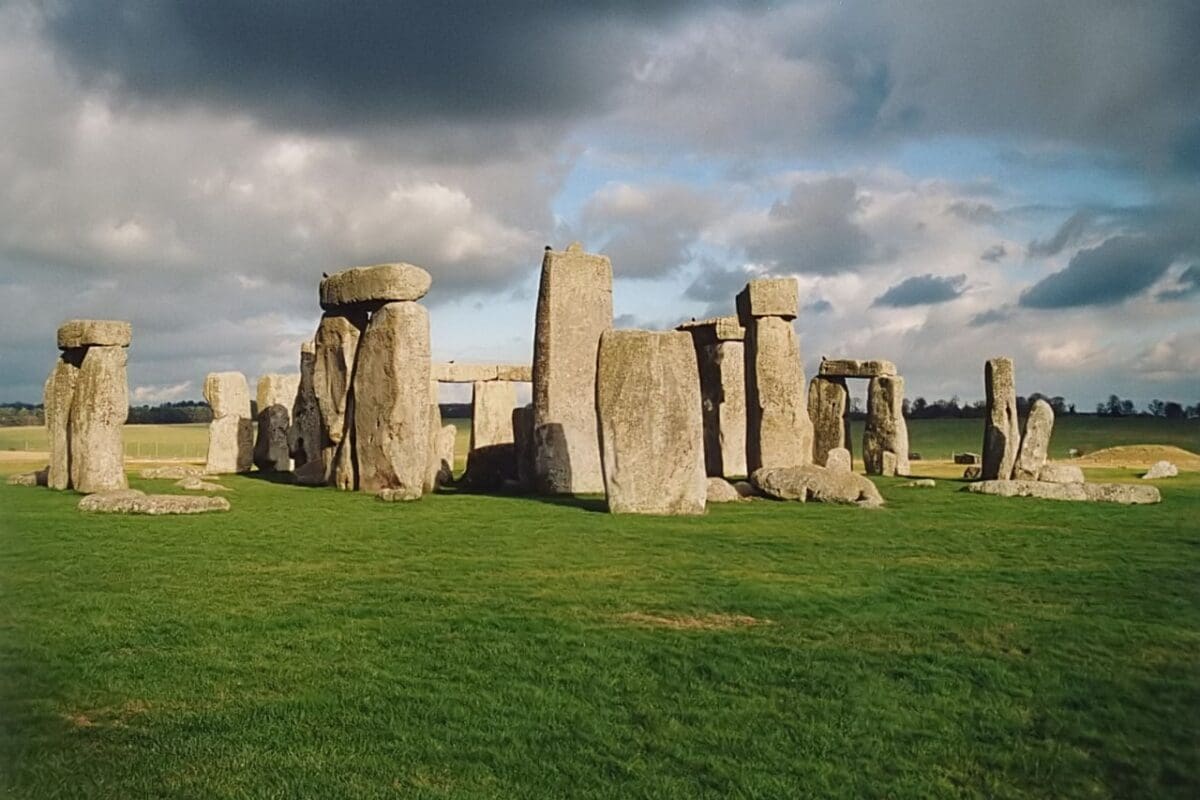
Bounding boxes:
0 424 211 459
1 469 1197 798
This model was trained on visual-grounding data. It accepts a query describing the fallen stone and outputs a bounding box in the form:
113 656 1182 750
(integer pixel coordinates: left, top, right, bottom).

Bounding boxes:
817 358 897 379
808 376 849 467
953 452 980 465
596 329 706 515
79 489 230 514
706 477 743 503
982 357 1020 480
203 372 252 419
532 243 612 494
44 352 81 490
376 488 422 502
1013 398 1054 480
175 477 228 492
70 345 128 494
352 301 430 495
903 479 936 488
824 447 852 473
1038 464 1085 484
863 375 909 477
7 469 47 487
745 315 813 472
140 465 205 480
733 480 759 498
56 319 132 349
735 277 799 322
751 465 884 507
962 465 982 480
964 480 1160 505
319 263 432 310
1142 460 1178 480
205 415 254 475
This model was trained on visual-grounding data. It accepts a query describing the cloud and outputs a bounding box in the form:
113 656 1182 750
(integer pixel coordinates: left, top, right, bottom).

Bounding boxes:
131 381 195 404
873 273 967 307
1156 264 1200 301
1019 235 1176 308
1027 210 1096 257
980 243 1006 262
804 298 833 314
1134 330 1200 381
968 307 1011 327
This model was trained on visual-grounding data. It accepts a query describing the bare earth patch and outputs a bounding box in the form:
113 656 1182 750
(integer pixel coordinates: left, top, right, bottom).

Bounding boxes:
619 612 770 630
1070 445 1200 470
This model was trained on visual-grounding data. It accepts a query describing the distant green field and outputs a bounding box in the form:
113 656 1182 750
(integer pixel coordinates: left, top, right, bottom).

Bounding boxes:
2 416 1196 463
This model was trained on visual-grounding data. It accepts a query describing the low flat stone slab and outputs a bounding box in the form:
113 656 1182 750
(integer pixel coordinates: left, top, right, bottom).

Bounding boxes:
175 477 228 492
818 358 897 378
1142 460 1178 480
752 465 884 507
140 465 206 480
7 469 47 487
319 263 431 310
736 278 798 321
431 363 533 383
963 480 1160 505
79 489 231 514
57 320 132 349
675 315 745 341
1038 464 1084 484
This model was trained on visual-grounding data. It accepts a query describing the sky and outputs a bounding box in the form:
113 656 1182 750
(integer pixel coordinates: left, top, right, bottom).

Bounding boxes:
1 0 1197 409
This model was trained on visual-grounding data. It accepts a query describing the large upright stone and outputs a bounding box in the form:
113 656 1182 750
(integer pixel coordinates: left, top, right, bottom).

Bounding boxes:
736 278 798 320
512 404 535 490
982 357 1020 480
44 352 81 490
204 372 253 474
288 342 324 473
423 401 447 494
319 263 432 310
596 330 706 515
808 376 849 467
313 311 367 488
743 312 813 472
863 375 910 476
532 242 612 494
69 346 128 494
677 316 747 478
1013 398 1054 481
254 373 300 472
203 371 251 418
470 381 517 450
352 301 430 497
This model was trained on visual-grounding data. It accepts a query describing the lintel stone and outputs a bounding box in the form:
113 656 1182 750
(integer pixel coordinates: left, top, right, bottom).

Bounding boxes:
57 319 132 349
319 263 431 310
818 358 897 379
736 278 798 322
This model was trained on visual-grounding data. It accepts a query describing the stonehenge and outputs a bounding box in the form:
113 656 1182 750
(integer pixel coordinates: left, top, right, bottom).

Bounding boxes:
982 357 1020 480
43 320 131 493
1013 398 1054 481
313 310 367 488
676 316 747 479
808 375 849 467
204 372 254 474
532 242 612 494
254 373 301 472
596 330 706 515
431 363 531 489
863 375 910 476
288 342 324 479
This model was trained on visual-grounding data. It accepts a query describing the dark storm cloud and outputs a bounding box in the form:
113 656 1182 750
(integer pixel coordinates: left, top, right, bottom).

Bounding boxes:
872 274 966 308
41 0 716 130
1018 235 1175 309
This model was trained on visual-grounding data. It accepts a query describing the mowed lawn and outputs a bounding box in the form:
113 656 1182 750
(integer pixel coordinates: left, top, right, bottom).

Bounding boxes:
1 465 1198 797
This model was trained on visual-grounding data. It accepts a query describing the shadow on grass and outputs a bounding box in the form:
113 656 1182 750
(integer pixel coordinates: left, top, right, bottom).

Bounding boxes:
438 483 609 514
237 470 300 486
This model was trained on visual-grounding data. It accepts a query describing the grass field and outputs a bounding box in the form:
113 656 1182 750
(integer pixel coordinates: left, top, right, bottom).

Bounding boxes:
1 420 1198 797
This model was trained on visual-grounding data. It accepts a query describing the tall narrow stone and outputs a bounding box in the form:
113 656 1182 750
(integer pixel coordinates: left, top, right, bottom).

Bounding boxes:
740 278 813 472
1014 398 1054 481
254 373 300 472
982 357 1020 480
204 371 253 474
863 375 910 476
470 381 517 450
352 301 430 497
596 330 706 515
313 311 367 488
69 345 128 493
532 242 612 494
44 351 82 490
289 342 324 474
808 376 850 468
677 316 747 478
512 404 535 490
423 400 446 494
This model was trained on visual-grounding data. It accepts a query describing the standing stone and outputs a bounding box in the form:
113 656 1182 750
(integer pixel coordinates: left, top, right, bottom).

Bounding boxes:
44 352 81 490
1013 398 1054 481
863 375 910 477
677 317 747 478
512 404 535 490
423 400 446 493
289 342 324 474
743 311 813 472
532 242 612 494
471 381 517 450
254 373 300 472
352 301 430 497
982 357 1020 480
69 346 128 493
436 424 457 487
596 330 706 515
808 376 850 467
204 372 253 474
825 447 852 474
313 311 367 488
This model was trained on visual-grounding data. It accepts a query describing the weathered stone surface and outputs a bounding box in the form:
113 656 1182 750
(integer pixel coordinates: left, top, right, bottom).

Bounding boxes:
140 465 205 480
436 424 457 487
751 465 884 507
963 465 982 480
203 372 251 419
319 263 431 310
953 452 980 465
461 443 518 489
254 373 300 472
982 357 1020 480
422 402 444 494
7 469 47 487
903 479 936 488
964 480 1160 504
206 415 254 474
44 352 81 490
471 380 517 450
596 330 706 515
706 477 742 503
256 373 300 413
680 324 747 478
817 358 897 379
745 315 813 472
430 363 533 383
495 365 533 382
1038 464 1085 483
863 376 910 477
313 311 367 488
353 301 430 496
532 243 612 494
676 315 745 341
56 319 131 349
1013 398 1054 481
808 376 849 467
512 405 534 490
288 342 324 471
376 488 423 502
825 447 852 473
293 459 327 486
69 346 128 494
175 477 228 492
736 278 798 322
733 480 758 498
1142 460 1178 480
79 489 230 514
